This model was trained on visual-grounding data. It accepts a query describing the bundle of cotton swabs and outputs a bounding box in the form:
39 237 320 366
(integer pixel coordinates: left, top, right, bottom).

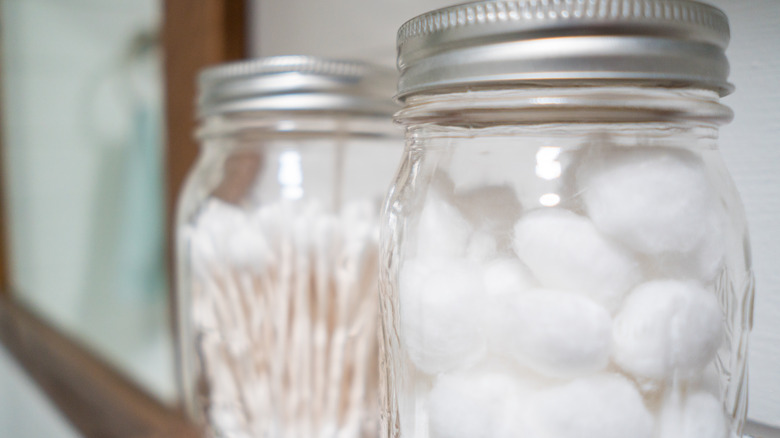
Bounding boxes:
186 198 380 438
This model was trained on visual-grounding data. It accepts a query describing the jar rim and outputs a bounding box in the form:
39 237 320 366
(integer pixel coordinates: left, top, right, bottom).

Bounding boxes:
394 87 733 126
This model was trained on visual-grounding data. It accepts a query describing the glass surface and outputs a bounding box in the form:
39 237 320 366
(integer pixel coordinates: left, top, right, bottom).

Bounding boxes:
380 88 753 438
0 0 174 402
177 113 401 437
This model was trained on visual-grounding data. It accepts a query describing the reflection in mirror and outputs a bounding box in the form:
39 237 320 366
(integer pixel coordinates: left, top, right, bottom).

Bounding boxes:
0 0 174 402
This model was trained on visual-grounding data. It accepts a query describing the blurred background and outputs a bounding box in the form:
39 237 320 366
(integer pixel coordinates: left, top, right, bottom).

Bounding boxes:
0 0 777 436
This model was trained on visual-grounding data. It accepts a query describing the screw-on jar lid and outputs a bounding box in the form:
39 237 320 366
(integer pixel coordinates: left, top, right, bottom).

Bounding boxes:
396 0 732 101
198 56 398 117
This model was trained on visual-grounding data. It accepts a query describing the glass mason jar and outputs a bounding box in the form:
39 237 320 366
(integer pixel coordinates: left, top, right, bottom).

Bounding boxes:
380 2 753 438
177 56 400 438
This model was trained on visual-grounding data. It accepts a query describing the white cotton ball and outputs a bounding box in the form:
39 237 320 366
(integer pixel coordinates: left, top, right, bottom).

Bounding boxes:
528 374 654 438
578 146 716 255
481 259 537 352
612 280 724 381
657 390 728 438
647 209 727 284
681 392 729 438
491 289 612 378
513 208 641 312
416 192 473 259
689 363 722 396
467 230 499 262
483 259 537 299
428 371 533 438
399 259 486 374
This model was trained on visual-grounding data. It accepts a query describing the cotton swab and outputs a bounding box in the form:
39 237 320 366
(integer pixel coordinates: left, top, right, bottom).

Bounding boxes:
188 198 382 438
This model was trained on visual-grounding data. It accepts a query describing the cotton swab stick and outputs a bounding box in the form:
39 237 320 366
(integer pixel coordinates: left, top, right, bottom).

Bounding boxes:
189 198 382 438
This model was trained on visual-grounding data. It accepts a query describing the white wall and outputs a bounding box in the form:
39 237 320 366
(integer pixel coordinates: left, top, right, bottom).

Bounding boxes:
251 0 780 427
249 0 454 68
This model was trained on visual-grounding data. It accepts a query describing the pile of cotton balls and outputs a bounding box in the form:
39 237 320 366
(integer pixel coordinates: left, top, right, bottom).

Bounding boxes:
397 146 731 438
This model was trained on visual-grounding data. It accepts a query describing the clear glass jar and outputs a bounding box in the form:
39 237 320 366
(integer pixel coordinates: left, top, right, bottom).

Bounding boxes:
380 2 753 438
177 56 401 438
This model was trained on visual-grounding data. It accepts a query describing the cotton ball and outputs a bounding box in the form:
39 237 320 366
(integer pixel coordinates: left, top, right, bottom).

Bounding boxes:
428 371 533 438
681 392 729 438
399 259 486 374
513 208 641 312
482 259 537 351
416 191 472 259
528 374 654 438
483 259 537 299
689 363 722 396
578 146 716 255
612 280 723 381
657 390 728 438
491 289 612 377
647 209 727 284
467 230 498 262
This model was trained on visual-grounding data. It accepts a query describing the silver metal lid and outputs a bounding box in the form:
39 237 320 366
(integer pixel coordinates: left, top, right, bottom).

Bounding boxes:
198 55 398 117
396 0 732 100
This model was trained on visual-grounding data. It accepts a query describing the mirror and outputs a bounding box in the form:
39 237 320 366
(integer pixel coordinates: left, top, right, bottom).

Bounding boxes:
0 0 174 402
